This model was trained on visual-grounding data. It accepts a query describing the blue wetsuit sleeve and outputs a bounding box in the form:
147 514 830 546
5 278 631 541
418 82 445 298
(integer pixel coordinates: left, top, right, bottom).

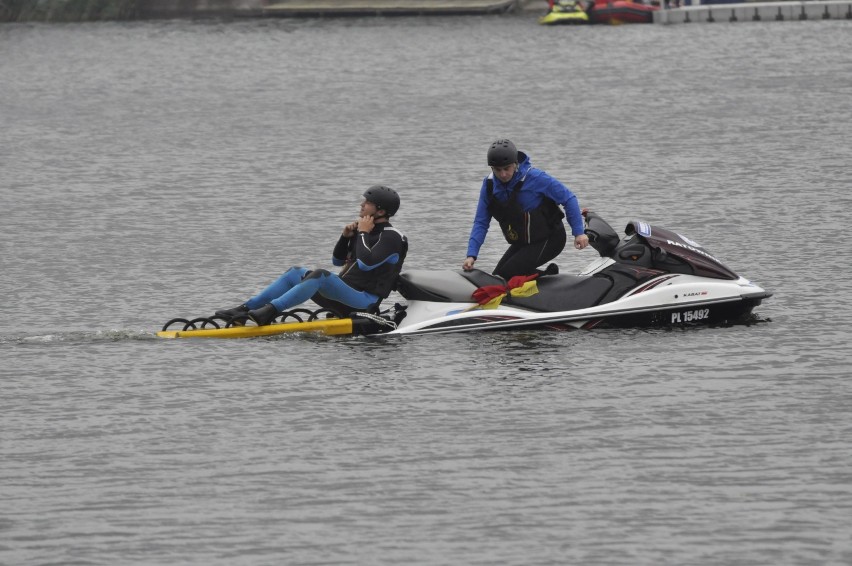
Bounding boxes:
466 178 492 259
543 175 585 237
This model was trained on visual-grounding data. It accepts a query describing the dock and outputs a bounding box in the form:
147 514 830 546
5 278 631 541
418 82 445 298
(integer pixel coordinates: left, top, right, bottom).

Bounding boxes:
262 0 524 17
132 0 852 22
258 0 852 21
656 0 852 23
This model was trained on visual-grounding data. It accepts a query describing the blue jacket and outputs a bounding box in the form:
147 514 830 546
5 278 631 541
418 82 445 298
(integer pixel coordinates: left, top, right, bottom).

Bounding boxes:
466 152 585 259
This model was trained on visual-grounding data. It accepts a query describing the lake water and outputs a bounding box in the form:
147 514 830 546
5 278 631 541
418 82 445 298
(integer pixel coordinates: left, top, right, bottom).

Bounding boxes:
2 15 851 565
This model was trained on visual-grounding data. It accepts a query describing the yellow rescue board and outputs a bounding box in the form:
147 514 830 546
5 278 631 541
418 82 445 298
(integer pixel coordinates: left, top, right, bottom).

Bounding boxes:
157 318 354 339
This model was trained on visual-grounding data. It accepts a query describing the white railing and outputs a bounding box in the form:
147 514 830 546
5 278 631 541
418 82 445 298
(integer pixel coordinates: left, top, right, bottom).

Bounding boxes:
656 0 852 23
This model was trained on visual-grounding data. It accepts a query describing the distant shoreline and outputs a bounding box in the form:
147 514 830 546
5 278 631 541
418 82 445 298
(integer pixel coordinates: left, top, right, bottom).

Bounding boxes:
0 0 549 23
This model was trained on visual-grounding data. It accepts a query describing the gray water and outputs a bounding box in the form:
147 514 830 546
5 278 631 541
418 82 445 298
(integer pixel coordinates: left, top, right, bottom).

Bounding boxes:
2 15 852 565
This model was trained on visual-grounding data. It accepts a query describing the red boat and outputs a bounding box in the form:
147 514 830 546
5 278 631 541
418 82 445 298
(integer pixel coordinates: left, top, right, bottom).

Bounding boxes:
587 0 659 24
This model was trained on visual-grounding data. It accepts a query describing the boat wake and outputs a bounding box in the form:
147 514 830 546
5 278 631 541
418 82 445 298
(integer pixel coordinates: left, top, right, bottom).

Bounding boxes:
1 329 159 346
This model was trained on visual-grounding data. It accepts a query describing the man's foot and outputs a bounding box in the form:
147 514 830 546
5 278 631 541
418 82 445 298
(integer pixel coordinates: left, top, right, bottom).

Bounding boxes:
214 304 250 319
540 263 559 276
248 303 279 326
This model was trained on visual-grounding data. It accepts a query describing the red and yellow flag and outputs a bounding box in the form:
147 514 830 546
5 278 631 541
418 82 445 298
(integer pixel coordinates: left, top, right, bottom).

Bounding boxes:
471 273 540 309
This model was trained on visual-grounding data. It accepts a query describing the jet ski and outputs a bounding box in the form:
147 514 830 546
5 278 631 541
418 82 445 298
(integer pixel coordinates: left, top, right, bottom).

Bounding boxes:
384 211 771 336
539 0 590 25
158 212 770 339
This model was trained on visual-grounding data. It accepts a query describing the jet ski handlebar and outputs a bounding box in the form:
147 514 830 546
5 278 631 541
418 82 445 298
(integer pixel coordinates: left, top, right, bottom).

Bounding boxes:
583 210 620 257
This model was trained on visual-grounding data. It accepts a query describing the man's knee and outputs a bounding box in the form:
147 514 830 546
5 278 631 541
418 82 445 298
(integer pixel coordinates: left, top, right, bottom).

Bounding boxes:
302 269 331 281
282 266 310 278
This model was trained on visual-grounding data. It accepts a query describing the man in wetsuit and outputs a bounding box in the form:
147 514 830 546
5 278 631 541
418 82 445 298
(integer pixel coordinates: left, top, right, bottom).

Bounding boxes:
462 139 588 280
216 185 407 326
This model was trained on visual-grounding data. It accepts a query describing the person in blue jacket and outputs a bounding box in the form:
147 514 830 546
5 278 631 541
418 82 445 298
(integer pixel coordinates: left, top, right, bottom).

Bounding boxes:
216 185 407 326
462 139 588 280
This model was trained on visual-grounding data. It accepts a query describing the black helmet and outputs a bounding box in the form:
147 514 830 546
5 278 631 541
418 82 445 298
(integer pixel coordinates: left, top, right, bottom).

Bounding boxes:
363 185 400 217
487 139 518 167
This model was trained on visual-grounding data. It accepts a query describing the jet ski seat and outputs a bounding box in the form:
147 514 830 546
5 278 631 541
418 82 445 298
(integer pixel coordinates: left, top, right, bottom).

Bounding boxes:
397 269 500 303
508 274 613 312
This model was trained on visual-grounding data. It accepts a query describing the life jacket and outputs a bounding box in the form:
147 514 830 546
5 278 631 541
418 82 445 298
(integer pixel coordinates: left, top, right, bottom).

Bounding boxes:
486 177 564 245
338 226 408 299
369 235 408 299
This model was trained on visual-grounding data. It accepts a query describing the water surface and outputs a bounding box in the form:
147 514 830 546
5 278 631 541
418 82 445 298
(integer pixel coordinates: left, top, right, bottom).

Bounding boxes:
2 16 851 565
